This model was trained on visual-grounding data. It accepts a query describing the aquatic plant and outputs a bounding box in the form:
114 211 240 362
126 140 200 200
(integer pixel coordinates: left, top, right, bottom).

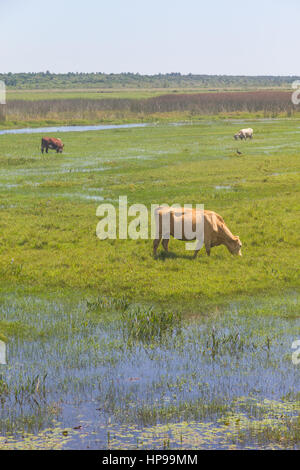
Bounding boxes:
121 305 182 344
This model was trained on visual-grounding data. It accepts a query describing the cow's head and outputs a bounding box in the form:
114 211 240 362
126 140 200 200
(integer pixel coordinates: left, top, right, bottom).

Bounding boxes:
58 144 64 153
234 133 240 140
228 236 242 256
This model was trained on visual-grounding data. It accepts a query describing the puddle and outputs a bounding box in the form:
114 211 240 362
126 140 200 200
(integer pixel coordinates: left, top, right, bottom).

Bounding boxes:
0 295 299 450
119 155 153 160
270 171 299 177
256 144 298 151
82 195 104 201
0 204 17 209
215 185 232 190
0 183 19 189
0 165 108 178
85 187 103 192
66 193 104 202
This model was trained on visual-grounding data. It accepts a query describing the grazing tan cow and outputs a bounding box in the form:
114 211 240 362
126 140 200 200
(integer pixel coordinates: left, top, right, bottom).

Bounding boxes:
153 207 242 259
234 128 253 140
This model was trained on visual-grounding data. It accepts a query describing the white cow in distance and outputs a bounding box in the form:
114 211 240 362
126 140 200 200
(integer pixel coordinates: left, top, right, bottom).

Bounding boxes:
234 128 254 140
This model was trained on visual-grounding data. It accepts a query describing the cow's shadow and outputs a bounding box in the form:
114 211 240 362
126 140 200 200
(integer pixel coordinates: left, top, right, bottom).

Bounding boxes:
154 251 194 261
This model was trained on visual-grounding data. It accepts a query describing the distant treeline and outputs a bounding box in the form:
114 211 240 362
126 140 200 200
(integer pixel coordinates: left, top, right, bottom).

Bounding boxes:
1 72 300 89
5 91 298 121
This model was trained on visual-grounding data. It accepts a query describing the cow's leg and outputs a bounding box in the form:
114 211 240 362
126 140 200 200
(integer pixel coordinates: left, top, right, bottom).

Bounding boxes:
205 242 211 257
153 237 162 256
162 238 169 252
193 249 200 259
46 146 48 153
41 146 44 154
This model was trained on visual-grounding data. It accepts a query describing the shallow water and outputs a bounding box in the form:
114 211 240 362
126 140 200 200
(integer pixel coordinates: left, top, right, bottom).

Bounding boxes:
0 123 148 136
215 185 232 190
0 295 299 450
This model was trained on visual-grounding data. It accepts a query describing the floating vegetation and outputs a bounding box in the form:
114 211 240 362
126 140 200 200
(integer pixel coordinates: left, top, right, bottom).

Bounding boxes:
102 399 300 450
0 424 83 450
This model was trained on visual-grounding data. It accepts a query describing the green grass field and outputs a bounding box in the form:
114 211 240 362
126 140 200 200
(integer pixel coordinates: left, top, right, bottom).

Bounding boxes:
6 87 292 101
5 88 172 101
0 119 299 308
0 117 299 449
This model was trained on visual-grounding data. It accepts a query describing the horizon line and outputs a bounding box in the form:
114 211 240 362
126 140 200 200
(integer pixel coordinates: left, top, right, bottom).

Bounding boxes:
1 72 300 78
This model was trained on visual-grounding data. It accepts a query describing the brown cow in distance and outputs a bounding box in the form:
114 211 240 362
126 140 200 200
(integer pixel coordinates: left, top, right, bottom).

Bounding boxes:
41 137 64 154
153 206 242 259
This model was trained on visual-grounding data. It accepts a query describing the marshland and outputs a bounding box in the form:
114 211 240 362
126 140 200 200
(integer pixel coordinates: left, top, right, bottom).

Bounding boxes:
0 88 299 449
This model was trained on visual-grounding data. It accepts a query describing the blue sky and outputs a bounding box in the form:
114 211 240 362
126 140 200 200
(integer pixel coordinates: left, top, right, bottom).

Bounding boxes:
0 0 299 75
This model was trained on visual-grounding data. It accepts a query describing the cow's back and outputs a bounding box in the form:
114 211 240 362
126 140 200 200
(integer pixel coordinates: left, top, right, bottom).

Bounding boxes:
155 207 222 242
